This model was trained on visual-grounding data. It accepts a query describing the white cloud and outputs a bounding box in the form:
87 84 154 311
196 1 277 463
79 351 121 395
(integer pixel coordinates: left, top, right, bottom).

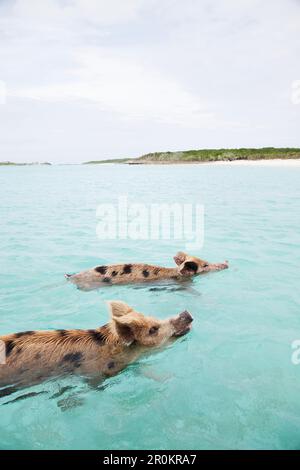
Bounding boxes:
10 49 218 128
12 0 145 25
0 0 299 162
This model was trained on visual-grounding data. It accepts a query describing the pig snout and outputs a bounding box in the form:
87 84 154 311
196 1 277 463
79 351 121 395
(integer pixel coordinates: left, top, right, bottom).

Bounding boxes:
210 261 229 271
220 260 229 269
171 310 193 337
178 310 193 324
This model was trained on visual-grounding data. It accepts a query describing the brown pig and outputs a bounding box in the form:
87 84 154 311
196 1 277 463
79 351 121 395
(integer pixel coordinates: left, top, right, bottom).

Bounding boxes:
0 301 193 391
65 251 229 291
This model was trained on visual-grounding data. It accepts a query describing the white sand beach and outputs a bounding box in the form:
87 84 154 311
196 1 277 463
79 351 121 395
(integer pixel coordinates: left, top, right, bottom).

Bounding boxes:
125 159 300 166
208 159 300 167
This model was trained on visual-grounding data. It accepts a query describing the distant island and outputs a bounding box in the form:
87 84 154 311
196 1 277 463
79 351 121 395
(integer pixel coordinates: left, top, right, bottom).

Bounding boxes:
0 161 51 166
83 148 300 165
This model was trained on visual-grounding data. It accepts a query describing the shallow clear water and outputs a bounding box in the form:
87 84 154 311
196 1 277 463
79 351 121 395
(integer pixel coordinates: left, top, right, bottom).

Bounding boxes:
1 164 300 450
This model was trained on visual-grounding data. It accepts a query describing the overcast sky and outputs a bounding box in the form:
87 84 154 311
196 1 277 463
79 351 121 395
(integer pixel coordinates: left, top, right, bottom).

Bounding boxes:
0 0 299 163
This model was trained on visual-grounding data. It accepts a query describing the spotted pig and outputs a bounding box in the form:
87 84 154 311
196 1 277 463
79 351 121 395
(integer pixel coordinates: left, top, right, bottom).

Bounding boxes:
65 251 228 291
0 301 193 390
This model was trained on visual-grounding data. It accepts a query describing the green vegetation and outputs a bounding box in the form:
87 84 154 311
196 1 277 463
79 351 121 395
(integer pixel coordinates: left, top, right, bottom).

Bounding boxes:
83 158 129 165
83 148 300 164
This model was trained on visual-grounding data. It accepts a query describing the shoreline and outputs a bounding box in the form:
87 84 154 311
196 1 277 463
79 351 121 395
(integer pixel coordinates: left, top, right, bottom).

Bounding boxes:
124 158 300 167
1 159 300 167
201 158 300 167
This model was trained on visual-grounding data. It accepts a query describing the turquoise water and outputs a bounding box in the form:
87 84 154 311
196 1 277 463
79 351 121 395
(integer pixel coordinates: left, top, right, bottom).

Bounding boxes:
1 163 300 450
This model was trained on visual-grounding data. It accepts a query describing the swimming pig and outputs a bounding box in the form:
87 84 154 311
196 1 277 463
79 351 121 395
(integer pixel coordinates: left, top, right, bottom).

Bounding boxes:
65 252 228 291
0 301 193 391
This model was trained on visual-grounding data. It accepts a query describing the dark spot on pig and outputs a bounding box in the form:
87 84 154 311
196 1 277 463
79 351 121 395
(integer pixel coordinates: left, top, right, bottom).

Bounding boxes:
35 353 42 360
111 270 118 277
107 361 115 370
153 268 160 275
95 266 107 275
89 329 106 345
15 331 35 338
62 352 83 368
142 269 149 278
63 352 83 362
122 264 132 274
57 329 68 337
102 277 111 283
5 340 15 357
16 347 22 355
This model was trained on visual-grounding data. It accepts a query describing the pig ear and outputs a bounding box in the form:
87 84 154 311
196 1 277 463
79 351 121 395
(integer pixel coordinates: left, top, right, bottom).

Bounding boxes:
112 314 136 344
107 300 133 318
179 261 198 275
173 251 187 266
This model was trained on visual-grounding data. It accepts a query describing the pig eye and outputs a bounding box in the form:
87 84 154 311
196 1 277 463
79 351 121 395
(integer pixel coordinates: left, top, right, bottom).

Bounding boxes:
149 326 159 335
203 263 209 267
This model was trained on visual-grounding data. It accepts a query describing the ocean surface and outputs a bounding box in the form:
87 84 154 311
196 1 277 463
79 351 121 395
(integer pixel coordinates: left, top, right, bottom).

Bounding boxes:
0 163 300 450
